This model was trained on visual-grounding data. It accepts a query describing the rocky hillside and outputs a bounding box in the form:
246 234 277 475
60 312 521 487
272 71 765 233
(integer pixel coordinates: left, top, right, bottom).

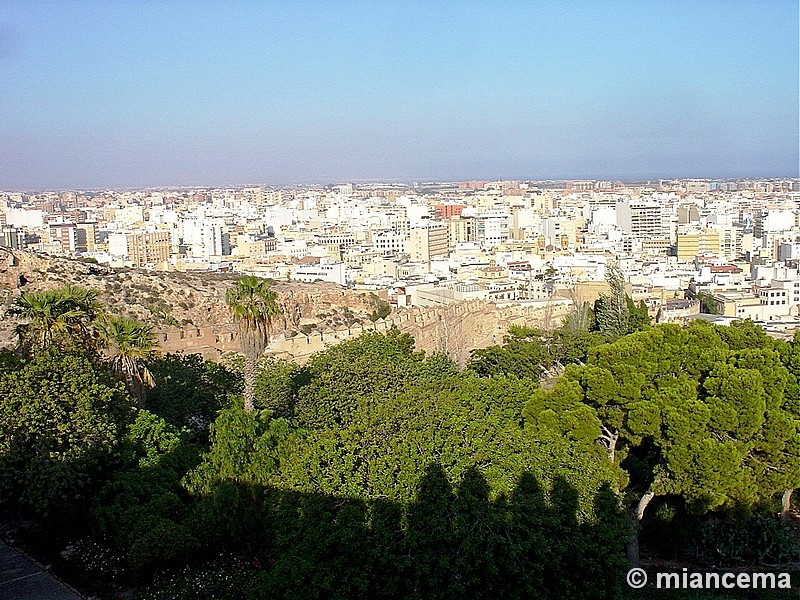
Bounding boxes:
0 248 386 350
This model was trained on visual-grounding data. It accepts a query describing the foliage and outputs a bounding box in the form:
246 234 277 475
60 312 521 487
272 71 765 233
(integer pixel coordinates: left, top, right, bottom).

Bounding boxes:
367 293 392 322
468 326 548 379
62 537 125 589
146 353 240 438
697 511 800 565
594 263 631 336
695 291 720 315
10 285 104 352
100 314 159 408
593 263 650 338
467 321 610 379
7 320 800 598
226 276 282 412
253 356 308 418
525 321 800 521
0 347 22 375
140 555 255 600
186 408 290 495
183 332 629 598
293 327 458 429
91 411 200 576
0 349 134 517
185 468 627 600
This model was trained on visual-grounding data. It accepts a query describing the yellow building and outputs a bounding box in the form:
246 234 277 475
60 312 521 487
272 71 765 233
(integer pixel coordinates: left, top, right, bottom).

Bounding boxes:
641 237 672 256
446 216 476 248
677 230 720 262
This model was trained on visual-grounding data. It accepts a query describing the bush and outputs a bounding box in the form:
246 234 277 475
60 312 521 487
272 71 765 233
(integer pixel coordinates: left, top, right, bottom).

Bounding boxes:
140 556 254 600
697 512 800 565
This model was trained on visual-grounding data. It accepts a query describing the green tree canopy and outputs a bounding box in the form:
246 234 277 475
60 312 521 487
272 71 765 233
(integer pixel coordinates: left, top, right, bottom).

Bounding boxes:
293 327 458 429
524 320 800 562
10 285 104 353
145 352 240 438
0 349 134 517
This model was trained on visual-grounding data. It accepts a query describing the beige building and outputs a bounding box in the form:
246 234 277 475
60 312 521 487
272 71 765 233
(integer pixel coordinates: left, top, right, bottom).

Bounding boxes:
716 225 744 261
542 217 577 249
677 229 721 262
640 237 672 256
109 230 172 267
75 222 98 253
713 291 791 321
410 223 449 264
49 223 77 255
447 216 477 249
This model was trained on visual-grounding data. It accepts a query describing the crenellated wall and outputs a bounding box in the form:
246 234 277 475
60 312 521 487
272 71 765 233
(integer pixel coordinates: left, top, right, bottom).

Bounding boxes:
156 298 573 365
1 248 573 365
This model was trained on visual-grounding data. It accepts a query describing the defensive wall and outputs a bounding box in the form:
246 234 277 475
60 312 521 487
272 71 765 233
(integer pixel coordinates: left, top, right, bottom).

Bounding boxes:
158 297 573 365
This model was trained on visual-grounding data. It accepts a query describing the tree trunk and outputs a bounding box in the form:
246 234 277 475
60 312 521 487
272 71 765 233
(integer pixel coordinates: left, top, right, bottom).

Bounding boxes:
600 426 619 463
781 489 794 522
625 514 641 567
608 433 617 463
243 355 257 412
635 490 655 521
625 490 655 567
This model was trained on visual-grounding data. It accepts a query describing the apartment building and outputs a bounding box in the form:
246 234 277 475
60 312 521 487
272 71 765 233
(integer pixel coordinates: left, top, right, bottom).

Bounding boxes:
109 230 172 266
447 216 477 248
49 222 77 255
616 200 664 239
75 222 98 253
409 223 448 264
677 229 721 262
0 226 25 249
476 212 509 248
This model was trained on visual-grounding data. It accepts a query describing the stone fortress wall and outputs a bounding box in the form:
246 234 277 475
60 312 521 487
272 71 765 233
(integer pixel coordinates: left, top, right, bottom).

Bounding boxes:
1 248 572 365
159 298 572 365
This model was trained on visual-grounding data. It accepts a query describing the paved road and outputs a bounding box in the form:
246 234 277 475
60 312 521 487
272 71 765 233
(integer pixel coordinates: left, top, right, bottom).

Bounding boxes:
0 540 81 599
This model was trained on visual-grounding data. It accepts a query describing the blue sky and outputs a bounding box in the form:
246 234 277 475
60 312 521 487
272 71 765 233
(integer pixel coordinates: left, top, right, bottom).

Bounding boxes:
0 1 797 189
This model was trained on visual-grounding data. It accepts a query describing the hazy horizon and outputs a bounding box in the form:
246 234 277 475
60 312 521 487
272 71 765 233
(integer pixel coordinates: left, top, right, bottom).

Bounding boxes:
2 1 798 190
5 173 800 195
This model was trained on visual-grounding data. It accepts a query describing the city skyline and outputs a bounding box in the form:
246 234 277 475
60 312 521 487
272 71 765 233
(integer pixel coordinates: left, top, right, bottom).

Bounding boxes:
1 1 798 189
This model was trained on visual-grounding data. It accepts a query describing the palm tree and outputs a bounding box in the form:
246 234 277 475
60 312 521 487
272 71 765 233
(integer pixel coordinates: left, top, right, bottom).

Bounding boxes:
10 285 103 352
100 315 159 409
226 276 281 412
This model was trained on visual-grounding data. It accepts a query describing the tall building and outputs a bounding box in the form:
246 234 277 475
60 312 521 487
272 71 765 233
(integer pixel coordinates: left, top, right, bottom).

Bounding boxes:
0 226 25 249
409 223 448 264
447 216 476 248
109 230 172 266
542 216 577 249
373 230 407 256
715 224 744 261
476 211 509 248
49 223 77 255
676 228 721 262
435 203 466 219
616 200 664 240
75 222 98 253
180 217 231 259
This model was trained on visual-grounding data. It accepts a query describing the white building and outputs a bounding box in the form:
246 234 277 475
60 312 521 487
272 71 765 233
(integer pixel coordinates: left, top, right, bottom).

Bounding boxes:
292 260 346 285
476 211 509 248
